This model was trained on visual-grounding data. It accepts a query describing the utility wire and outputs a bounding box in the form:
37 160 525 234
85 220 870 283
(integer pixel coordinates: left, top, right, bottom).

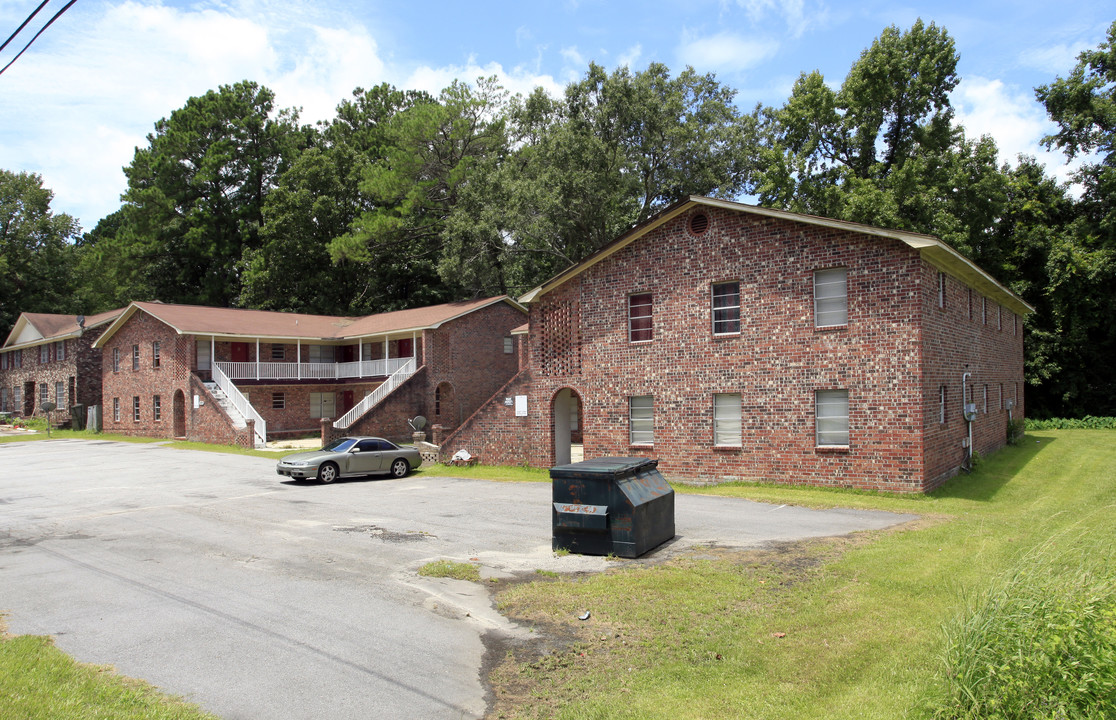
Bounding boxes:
0 0 49 54
0 0 78 78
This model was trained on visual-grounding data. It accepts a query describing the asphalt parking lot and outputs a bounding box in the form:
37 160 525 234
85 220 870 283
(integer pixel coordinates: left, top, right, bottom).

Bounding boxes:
0 440 916 719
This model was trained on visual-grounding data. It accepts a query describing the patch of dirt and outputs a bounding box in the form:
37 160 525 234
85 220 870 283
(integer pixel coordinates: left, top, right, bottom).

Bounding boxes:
332 524 434 542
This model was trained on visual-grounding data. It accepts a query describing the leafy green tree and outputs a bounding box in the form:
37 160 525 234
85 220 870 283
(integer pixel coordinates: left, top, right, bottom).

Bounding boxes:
0 170 80 337
118 81 310 307
330 78 509 304
1033 22 1116 415
242 84 435 314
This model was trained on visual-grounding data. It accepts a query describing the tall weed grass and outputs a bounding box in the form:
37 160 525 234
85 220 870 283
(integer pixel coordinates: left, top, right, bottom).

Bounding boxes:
932 534 1116 719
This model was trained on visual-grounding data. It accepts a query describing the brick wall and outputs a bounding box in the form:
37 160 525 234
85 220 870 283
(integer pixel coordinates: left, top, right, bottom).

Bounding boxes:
920 264 1026 489
444 207 1026 492
337 368 429 444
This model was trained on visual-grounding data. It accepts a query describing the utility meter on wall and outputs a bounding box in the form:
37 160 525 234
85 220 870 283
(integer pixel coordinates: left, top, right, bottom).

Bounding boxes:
963 403 978 422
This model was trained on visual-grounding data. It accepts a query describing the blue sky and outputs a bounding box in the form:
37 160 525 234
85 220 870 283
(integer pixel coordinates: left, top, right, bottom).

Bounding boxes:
0 0 1110 230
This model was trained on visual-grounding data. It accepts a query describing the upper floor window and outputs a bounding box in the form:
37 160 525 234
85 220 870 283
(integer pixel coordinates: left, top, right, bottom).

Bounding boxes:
629 395 654 445
713 393 742 447
937 271 946 309
152 341 161 368
982 296 987 325
56 341 66 362
132 344 140 371
814 268 848 327
628 293 653 343
816 389 849 447
0 353 7 370
309 345 335 363
40 344 50 363
711 282 741 335
112 347 120 372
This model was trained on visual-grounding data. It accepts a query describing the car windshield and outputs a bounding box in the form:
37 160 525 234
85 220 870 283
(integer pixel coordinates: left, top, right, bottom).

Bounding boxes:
322 438 357 452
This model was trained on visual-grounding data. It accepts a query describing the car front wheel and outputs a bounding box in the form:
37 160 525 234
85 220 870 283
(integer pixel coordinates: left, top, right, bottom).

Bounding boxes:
319 462 339 484
390 458 410 478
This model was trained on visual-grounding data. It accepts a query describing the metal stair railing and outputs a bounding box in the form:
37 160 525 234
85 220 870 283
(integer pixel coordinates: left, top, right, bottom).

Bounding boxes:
333 358 416 430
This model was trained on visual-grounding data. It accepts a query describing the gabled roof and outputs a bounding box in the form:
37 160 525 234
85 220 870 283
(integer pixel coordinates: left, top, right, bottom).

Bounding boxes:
2 308 124 351
92 297 526 348
518 196 1035 316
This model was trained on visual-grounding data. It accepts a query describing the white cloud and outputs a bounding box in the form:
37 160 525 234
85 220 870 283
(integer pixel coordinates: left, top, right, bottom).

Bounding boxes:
952 75 1088 188
732 0 821 38
677 30 779 73
1017 41 1091 77
403 56 564 101
616 44 643 70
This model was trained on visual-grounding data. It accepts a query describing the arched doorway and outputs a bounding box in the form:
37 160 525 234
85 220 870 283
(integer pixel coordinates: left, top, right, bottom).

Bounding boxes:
552 388 582 466
172 390 186 438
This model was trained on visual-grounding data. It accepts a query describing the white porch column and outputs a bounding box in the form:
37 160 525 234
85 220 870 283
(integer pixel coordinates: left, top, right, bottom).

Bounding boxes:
297 339 301 380
411 332 416 361
210 336 215 371
255 338 260 380
383 337 389 361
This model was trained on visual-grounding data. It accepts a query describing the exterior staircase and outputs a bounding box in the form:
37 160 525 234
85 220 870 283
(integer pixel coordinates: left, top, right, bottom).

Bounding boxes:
203 381 248 430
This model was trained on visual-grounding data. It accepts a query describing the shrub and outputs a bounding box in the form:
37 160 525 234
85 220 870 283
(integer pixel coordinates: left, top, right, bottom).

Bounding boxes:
931 542 1116 719
1025 416 1116 430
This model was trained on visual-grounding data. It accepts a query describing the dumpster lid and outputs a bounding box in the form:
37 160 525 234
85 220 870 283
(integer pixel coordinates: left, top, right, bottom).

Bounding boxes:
549 456 658 480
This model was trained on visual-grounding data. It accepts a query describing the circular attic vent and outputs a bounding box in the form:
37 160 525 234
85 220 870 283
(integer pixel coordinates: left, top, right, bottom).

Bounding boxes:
689 212 710 236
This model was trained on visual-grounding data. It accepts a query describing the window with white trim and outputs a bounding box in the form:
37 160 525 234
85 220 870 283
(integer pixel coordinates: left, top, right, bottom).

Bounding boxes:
152 341 161 368
39 383 49 405
40 344 50 363
628 293 653 343
55 382 63 407
113 397 120 422
132 344 140 371
814 268 848 327
132 396 140 422
713 393 742 447
153 395 162 421
272 392 285 409
309 345 335 363
0 352 7 370
939 386 947 424
815 390 849 446
112 347 120 372
56 341 66 362
983 385 988 414
196 342 211 371
629 395 654 445
712 282 741 335
12 385 20 408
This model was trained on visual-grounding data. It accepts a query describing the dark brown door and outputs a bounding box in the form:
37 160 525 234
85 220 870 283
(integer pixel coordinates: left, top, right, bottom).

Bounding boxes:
341 345 355 362
231 343 249 362
341 390 354 414
397 338 413 358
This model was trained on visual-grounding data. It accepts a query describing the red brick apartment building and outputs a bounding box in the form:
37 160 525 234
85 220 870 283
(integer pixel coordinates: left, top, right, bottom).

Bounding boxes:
442 197 1032 492
91 298 526 448
1 309 124 423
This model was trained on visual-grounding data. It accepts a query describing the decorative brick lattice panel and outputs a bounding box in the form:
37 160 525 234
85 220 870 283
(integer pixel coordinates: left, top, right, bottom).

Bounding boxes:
539 300 580 377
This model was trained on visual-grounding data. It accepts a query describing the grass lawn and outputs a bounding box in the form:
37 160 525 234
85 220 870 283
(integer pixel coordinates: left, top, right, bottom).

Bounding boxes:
485 430 1116 719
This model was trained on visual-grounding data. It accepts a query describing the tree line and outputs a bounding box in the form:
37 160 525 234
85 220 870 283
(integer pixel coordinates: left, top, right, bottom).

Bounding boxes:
2 20 1113 418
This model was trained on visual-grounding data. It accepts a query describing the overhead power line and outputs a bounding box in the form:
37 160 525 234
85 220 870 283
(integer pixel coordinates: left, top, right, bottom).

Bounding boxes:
0 0 79 78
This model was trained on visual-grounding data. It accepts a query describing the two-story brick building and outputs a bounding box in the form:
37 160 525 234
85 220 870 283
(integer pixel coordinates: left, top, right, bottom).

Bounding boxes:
92 297 526 447
441 197 1032 492
1 309 124 423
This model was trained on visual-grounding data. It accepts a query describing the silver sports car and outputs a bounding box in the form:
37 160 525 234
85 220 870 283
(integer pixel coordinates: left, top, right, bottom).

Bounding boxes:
276 436 422 483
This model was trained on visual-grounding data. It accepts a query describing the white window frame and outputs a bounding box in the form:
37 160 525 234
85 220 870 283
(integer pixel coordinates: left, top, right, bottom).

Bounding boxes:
153 395 162 422
983 385 988 414
814 268 848 328
39 383 49 405
815 389 849 447
309 345 335 363
40 344 50 364
132 396 140 422
711 282 741 335
629 395 654 445
152 341 161 368
937 271 946 309
196 342 211 371
55 382 64 407
56 341 66 362
713 393 742 447
113 397 120 422
939 386 947 424
112 347 120 372
132 344 140 371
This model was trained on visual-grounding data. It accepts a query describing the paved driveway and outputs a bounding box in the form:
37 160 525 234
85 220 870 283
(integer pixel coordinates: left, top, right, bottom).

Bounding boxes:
0 440 915 719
